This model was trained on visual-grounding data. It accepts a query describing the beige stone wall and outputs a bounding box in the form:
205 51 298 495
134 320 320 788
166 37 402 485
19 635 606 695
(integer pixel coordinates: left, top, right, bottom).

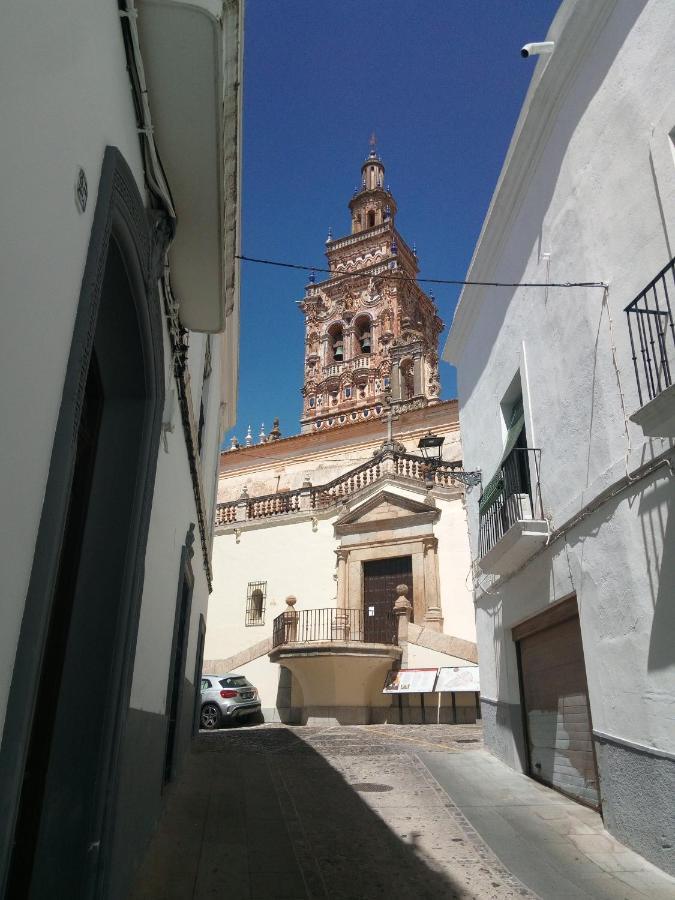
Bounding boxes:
205 487 476 719
206 399 478 723
219 400 462 501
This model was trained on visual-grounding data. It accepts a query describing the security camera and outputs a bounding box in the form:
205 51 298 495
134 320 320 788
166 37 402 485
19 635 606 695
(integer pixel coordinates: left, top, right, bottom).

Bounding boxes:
521 41 555 59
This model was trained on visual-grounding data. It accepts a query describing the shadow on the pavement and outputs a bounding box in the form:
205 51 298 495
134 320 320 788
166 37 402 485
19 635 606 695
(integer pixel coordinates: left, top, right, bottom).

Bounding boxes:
132 727 481 900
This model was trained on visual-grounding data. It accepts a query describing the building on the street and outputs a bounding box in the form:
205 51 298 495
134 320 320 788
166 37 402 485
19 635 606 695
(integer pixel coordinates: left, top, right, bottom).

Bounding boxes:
204 146 479 726
443 0 675 876
0 1 243 896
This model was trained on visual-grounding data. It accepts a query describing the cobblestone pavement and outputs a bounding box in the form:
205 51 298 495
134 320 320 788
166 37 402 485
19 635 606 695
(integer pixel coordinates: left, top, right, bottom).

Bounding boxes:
131 723 533 899
131 724 675 899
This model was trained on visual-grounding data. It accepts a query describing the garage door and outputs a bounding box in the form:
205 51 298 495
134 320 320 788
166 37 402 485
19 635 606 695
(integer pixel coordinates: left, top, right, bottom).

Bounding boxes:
515 600 599 808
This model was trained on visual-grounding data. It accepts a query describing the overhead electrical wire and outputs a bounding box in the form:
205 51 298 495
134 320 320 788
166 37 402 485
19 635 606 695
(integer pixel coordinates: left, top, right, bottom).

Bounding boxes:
235 254 607 290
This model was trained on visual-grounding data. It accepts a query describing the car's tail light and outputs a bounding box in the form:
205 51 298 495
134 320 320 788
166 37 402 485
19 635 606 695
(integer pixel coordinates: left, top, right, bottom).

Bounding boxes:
220 689 238 698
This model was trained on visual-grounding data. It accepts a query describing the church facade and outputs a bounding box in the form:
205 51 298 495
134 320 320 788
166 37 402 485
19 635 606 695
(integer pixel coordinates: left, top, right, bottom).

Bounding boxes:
204 146 478 725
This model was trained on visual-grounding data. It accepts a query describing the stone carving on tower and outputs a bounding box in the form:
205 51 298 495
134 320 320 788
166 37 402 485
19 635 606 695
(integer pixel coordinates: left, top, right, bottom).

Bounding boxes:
299 138 444 433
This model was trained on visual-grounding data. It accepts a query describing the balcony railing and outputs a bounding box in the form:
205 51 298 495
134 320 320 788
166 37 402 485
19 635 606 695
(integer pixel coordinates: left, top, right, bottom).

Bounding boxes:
321 355 373 377
272 607 397 648
625 256 675 406
216 452 475 526
478 447 543 559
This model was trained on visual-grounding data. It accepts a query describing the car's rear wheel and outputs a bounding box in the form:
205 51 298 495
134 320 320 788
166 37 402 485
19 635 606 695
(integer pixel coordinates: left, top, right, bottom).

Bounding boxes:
200 703 221 730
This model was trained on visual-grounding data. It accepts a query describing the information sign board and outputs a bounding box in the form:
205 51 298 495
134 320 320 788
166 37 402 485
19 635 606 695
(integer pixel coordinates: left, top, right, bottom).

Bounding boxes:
383 668 438 694
435 666 480 693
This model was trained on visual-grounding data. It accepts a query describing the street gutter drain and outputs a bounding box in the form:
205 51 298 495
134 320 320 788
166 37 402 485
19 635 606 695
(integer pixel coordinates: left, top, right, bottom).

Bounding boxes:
351 783 393 792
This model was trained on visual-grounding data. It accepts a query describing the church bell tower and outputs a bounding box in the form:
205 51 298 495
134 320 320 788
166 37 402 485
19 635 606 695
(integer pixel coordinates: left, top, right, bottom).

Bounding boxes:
299 139 443 433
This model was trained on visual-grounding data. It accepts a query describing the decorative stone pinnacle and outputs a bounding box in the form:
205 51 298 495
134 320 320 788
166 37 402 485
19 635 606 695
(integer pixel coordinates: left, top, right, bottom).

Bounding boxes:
285 595 297 608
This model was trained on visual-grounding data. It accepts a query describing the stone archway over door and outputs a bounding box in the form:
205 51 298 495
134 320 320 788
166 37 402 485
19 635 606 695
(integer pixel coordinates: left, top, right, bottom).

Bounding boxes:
334 488 441 629
363 556 412 641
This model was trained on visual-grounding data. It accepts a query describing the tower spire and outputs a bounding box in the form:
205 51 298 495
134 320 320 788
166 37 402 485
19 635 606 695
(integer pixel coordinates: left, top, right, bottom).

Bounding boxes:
369 131 378 158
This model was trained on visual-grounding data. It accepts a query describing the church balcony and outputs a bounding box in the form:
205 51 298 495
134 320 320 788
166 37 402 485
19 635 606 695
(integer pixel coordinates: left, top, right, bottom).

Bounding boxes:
270 607 398 655
325 222 390 252
321 355 373 377
269 606 401 726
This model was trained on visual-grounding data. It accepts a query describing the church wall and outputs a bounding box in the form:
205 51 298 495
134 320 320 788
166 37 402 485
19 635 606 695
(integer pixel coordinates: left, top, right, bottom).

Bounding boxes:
219 403 463 502
206 480 477 722
205 515 338 658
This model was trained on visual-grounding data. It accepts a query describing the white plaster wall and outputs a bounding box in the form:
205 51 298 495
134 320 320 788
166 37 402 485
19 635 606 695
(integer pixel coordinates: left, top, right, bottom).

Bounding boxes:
435 496 476 643
205 515 339 664
0 0 231 740
129 413 213 713
446 1 675 752
0 0 146 736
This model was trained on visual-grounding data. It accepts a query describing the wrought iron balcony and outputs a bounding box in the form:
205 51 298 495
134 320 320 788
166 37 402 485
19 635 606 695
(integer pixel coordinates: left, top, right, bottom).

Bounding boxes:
625 256 675 407
478 447 547 575
272 607 397 648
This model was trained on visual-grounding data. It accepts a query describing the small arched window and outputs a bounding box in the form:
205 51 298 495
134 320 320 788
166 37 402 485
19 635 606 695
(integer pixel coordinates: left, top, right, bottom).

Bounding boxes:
328 323 344 362
355 315 372 354
367 210 376 228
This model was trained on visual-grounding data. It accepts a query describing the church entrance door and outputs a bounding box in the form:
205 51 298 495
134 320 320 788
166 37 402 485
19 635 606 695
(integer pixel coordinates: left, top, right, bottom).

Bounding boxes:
362 556 412 642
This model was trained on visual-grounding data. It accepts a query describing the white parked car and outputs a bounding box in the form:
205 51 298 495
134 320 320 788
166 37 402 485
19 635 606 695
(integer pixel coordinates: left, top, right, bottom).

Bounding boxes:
199 673 261 729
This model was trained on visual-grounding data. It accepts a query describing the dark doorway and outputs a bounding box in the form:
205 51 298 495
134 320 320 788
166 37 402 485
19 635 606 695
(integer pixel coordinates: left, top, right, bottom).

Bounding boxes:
2 149 165 898
363 556 412 642
192 615 207 737
164 548 194 784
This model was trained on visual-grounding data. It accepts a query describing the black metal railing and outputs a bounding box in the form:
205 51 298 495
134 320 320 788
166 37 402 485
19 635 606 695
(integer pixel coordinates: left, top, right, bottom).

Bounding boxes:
478 447 543 558
625 256 675 406
272 607 398 648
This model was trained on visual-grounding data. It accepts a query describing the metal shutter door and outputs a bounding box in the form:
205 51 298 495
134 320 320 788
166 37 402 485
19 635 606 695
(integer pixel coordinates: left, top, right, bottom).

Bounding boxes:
519 614 599 807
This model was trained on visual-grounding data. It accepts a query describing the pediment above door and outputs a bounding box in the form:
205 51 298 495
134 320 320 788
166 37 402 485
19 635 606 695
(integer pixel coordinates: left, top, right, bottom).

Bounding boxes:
334 489 439 537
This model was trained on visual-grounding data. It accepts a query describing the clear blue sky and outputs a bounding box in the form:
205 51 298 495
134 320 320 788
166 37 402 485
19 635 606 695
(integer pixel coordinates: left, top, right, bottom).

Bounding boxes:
229 0 559 446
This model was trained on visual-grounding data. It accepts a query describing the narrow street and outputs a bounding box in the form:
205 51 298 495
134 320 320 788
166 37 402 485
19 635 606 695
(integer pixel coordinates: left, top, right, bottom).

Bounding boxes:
130 724 675 900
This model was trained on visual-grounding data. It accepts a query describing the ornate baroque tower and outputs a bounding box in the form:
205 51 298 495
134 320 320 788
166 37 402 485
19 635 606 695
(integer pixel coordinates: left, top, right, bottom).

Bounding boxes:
299 140 444 433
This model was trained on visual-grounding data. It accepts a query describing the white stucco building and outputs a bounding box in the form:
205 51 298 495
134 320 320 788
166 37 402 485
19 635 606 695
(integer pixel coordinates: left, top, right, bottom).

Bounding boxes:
205 149 479 726
444 0 675 876
0 2 242 896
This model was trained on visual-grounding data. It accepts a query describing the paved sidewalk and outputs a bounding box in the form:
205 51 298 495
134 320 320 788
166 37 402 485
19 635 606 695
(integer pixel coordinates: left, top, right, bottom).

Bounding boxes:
130 724 675 899
419 746 675 900
131 724 530 899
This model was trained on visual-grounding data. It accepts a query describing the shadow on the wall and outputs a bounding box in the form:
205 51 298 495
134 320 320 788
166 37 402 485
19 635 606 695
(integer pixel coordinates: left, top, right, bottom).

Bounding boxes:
561 457 673 672
639 468 674 672
130 728 471 899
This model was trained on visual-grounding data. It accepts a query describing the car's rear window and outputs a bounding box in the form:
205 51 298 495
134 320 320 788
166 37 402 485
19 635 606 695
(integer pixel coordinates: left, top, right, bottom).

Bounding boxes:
219 676 249 688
